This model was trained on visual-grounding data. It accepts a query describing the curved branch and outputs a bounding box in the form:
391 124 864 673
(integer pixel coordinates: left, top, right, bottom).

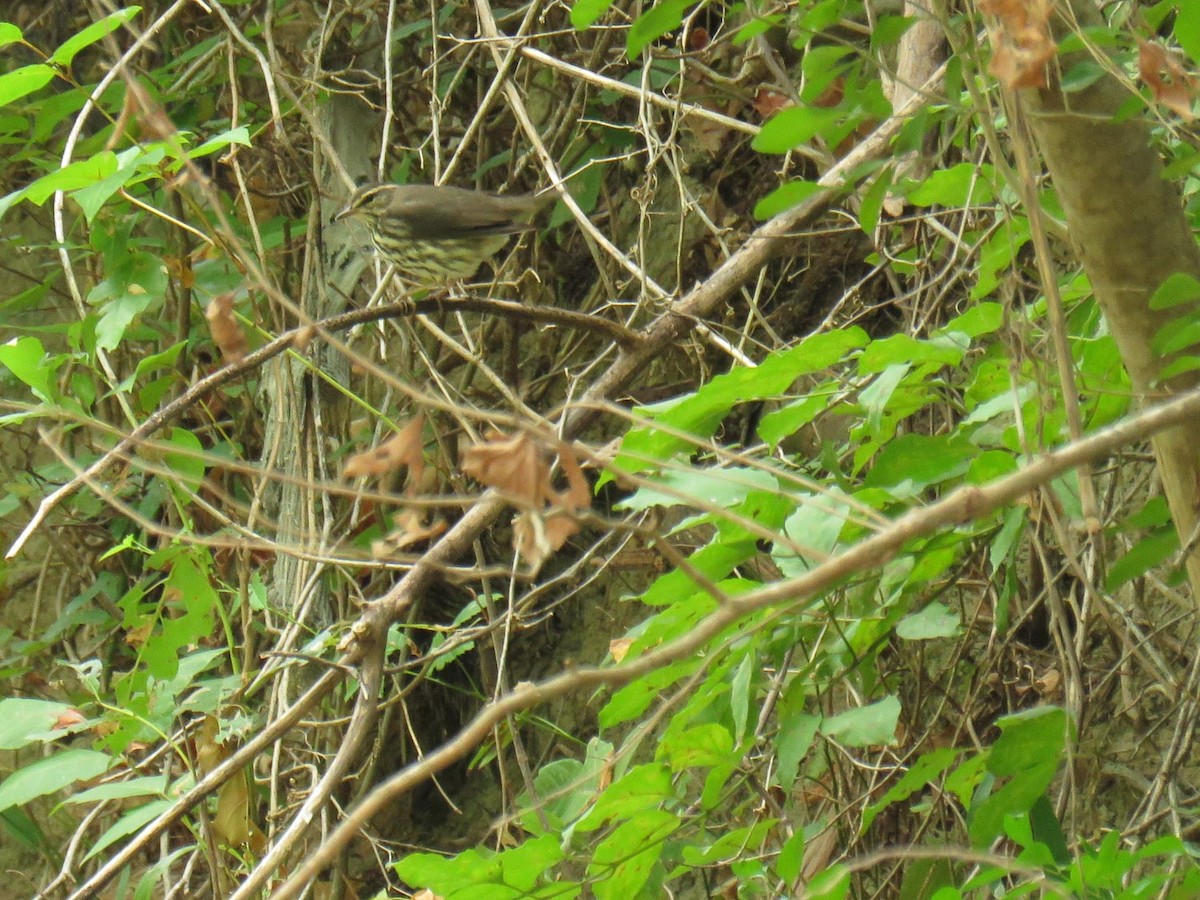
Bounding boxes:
270 381 1200 898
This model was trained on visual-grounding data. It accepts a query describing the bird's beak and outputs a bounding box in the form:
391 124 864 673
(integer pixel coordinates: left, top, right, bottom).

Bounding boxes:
333 202 355 223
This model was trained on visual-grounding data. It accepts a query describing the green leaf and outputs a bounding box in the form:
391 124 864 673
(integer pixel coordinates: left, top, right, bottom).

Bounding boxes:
619 466 778 511
0 336 58 402
0 64 56 107
896 602 962 640
612 328 867 475
84 799 171 861
859 333 966 372
0 749 112 812
0 699 81 750
1177 1 1200 66
820 695 900 747
864 433 973 493
164 426 206 495
659 723 733 771
907 163 996 207
576 763 674 832
730 653 753 744
185 125 251 160
626 0 693 59
753 179 825 219
571 0 613 29
25 152 120 203
858 168 893 235
65 775 171 805
752 105 842 153
861 747 959 832
589 809 678 899
641 542 756 606
87 247 168 351
969 706 1071 847
0 23 23 49
777 489 851 576
51 7 142 67
1149 272 1200 310
1105 527 1178 590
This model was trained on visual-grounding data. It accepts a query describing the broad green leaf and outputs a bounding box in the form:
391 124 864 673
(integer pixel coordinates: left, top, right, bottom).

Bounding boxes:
626 0 693 59
0 65 56 107
186 125 251 160
1178 1 1200 65
164 426 206 495
861 747 959 832
753 179 825 219
84 799 170 861
730 653 753 744
396 848 502 894
1105 528 1178 590
752 105 842 153
940 301 1003 339
87 247 167 350
619 466 778 511
864 433 973 493
570 0 613 29
72 145 164 223
0 23 23 48
775 678 818 791
777 489 851 576
25 152 120 203
0 699 80 750
51 7 142 67
681 819 775 866
612 328 867 475
859 333 966 373
576 763 674 832
969 706 1071 847
0 749 112 812
638 540 756 606
805 863 850 899
589 809 678 899
0 336 57 402
972 216 1031 300
896 602 962 640
907 163 995 207
65 775 171 805
659 723 733 771
820 695 900 747
600 659 698 728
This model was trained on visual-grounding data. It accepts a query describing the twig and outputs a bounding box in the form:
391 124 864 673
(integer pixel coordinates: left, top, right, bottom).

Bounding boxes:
269 376 1200 897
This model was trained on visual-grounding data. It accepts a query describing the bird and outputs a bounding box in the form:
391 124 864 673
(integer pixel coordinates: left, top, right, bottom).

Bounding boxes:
333 183 551 286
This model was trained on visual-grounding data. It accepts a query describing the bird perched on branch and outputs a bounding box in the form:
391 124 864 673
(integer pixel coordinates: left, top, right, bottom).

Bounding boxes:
333 183 552 286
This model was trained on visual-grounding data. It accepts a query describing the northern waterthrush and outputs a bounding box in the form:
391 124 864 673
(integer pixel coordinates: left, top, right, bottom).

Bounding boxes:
333 183 550 286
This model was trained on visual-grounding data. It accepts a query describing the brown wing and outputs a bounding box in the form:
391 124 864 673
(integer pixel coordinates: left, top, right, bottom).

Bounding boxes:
390 185 542 238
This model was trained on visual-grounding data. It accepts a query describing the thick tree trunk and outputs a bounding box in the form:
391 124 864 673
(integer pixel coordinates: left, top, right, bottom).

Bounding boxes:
1016 0 1200 602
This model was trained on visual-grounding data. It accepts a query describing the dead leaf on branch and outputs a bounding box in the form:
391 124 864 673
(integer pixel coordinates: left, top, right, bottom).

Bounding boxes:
342 414 426 484
1138 39 1198 120
462 432 592 569
980 0 1057 90
205 292 248 364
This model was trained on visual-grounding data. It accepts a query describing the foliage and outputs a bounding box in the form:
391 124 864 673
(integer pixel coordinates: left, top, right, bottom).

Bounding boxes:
2 0 1200 898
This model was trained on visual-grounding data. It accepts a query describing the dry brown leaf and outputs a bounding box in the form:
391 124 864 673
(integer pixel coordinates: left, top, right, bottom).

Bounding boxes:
980 0 1056 90
461 431 548 506
752 88 791 119
53 709 86 730
205 293 248 364
372 508 448 556
342 415 426 482
609 637 633 662
1138 39 1197 120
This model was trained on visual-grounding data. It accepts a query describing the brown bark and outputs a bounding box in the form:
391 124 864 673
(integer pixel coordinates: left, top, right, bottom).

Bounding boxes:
1016 0 1200 601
